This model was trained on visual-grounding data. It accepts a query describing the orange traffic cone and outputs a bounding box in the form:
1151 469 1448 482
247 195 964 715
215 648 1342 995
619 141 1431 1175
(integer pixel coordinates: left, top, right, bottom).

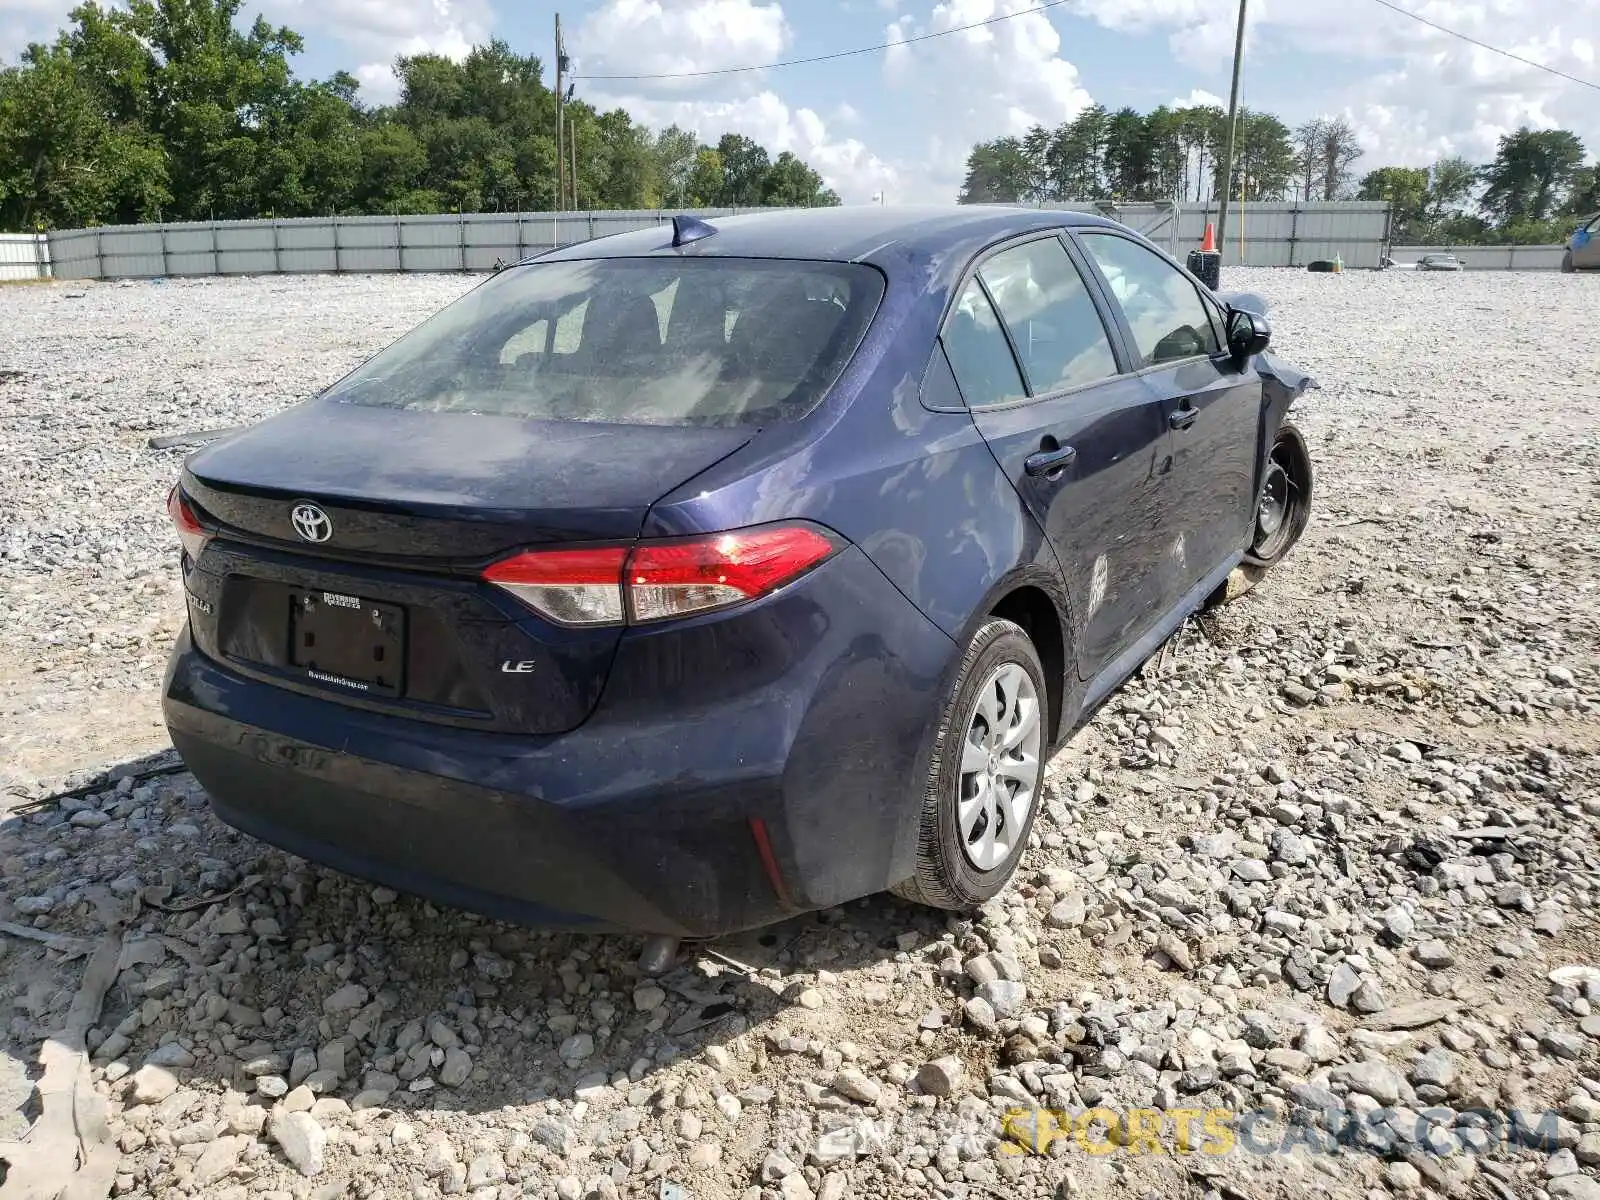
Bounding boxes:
1201 222 1217 252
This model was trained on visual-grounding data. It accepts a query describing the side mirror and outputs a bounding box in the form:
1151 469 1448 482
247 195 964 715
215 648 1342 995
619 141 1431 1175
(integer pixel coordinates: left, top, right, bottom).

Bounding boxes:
1226 307 1271 362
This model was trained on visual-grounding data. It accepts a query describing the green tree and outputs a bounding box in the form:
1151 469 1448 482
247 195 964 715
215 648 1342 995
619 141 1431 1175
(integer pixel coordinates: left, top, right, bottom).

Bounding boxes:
592 108 656 207
1478 127 1586 224
1143 105 1185 201
1358 165 1428 240
684 148 723 206
1560 163 1599 217
1426 155 1477 218
1225 110 1296 201
761 150 837 207
1103 106 1152 199
957 137 1033 203
1055 104 1108 199
1179 106 1224 202
355 122 429 212
653 125 698 207
715 133 770 205
0 41 168 227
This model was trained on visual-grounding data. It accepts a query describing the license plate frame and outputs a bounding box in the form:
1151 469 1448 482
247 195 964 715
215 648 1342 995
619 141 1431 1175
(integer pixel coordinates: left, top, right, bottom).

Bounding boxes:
288 589 406 698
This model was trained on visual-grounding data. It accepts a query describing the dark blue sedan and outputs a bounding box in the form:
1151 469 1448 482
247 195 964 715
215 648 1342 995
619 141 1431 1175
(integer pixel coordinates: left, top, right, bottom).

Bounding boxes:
161 205 1316 949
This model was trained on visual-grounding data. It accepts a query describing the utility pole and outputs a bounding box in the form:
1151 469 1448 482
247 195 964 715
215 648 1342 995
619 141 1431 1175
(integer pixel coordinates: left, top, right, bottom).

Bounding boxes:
1216 0 1247 255
555 13 565 212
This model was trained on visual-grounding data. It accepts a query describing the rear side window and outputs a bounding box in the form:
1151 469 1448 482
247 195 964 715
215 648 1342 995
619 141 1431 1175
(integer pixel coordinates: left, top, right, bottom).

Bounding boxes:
323 258 883 427
1078 233 1220 367
941 278 1026 408
978 238 1118 393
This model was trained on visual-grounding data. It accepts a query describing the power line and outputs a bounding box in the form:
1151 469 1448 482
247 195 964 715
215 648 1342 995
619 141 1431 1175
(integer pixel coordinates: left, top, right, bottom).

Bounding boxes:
1367 0 1600 93
570 0 1600 94
570 0 1075 81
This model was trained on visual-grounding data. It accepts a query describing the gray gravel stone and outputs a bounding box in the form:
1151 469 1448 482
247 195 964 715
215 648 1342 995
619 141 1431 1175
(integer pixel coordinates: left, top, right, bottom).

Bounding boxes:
439 1047 474 1086
1327 962 1361 1007
129 1065 178 1104
1334 1060 1403 1105
917 1056 965 1097
269 1110 327 1177
1414 939 1454 968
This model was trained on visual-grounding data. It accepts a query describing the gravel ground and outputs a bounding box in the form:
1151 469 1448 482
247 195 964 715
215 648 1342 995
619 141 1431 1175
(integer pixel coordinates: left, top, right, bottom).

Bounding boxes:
1 266 1598 1200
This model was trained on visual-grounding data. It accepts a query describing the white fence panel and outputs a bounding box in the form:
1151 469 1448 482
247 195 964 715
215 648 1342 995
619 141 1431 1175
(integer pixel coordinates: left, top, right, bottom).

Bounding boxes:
1024 200 1392 268
0 232 49 279
1389 244 1568 271
34 201 1398 280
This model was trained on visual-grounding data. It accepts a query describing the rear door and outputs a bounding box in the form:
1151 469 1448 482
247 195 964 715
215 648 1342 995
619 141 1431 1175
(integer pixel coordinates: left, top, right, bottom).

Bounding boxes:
942 231 1173 681
1074 229 1262 602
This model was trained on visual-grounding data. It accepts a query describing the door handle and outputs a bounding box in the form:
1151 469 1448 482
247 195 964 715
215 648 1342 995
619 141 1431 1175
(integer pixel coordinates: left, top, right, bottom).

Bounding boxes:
1169 406 1198 431
1024 445 1078 478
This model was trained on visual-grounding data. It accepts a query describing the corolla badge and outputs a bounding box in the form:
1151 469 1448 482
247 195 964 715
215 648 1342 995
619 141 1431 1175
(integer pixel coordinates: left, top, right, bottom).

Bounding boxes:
290 502 333 543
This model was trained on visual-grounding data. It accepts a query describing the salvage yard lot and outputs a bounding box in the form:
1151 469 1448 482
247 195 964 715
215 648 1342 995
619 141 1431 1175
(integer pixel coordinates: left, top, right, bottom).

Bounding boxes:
1 268 1598 1200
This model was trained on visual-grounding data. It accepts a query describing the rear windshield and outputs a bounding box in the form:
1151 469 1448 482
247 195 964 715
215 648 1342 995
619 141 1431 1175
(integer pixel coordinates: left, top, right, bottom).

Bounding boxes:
323 257 884 427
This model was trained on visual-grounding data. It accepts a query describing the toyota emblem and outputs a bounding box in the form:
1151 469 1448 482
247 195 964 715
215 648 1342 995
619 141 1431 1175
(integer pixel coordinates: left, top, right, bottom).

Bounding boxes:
290 502 333 543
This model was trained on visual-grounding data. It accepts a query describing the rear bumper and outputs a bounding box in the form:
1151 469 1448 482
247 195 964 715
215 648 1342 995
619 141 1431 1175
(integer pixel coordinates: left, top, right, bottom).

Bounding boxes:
162 546 957 937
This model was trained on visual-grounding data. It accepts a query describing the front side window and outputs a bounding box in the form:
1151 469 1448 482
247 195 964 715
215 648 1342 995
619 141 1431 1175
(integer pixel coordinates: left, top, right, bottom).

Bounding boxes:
1078 233 1221 367
323 257 883 427
978 237 1118 394
941 277 1027 409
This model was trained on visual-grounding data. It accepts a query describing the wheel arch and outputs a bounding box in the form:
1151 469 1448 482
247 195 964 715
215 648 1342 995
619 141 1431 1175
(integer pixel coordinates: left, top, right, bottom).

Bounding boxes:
989 586 1068 753
1245 418 1314 568
945 566 1076 748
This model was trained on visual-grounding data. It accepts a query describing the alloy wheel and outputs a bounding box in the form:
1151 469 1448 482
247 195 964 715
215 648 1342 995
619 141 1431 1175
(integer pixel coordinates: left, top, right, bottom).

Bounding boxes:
956 662 1042 871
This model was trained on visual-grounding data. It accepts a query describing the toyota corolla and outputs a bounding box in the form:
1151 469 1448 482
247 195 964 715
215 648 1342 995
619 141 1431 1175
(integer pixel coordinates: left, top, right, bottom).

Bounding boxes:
161 206 1315 947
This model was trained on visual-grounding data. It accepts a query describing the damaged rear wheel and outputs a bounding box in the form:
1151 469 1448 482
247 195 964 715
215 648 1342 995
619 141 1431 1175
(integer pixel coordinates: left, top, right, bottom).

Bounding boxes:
1247 422 1312 567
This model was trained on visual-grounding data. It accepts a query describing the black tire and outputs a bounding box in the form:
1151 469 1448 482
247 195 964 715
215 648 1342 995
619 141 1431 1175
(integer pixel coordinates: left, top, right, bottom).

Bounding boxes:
893 619 1047 910
1562 252 1576 274
1246 421 1313 567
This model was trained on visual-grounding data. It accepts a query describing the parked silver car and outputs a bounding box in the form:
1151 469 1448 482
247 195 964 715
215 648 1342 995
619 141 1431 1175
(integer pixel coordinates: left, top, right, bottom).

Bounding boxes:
1416 253 1465 272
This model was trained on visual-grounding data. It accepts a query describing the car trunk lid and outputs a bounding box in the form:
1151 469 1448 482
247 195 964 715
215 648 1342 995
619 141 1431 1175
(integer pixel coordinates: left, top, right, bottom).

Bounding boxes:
178 401 751 734
183 400 752 558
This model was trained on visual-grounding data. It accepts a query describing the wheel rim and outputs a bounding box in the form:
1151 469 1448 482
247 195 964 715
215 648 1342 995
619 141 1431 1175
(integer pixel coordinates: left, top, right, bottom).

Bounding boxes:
957 662 1042 871
1252 446 1304 560
1257 461 1289 539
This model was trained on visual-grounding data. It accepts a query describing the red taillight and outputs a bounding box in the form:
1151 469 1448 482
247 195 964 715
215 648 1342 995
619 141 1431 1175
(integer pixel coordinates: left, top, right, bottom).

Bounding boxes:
627 526 837 623
482 546 629 627
167 484 210 563
483 524 840 627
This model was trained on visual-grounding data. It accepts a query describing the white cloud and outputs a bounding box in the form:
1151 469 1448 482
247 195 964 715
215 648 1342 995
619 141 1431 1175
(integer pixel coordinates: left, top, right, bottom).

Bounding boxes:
571 1 904 202
0 0 77 57
0 0 487 73
1172 87 1225 109
257 0 489 77
570 0 789 88
882 0 1094 199
1337 14 1600 166
1073 0 1600 167
588 87 902 203
355 62 402 103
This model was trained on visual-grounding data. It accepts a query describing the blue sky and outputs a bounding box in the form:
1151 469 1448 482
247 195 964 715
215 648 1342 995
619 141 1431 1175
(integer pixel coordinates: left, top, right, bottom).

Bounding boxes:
3 0 1597 203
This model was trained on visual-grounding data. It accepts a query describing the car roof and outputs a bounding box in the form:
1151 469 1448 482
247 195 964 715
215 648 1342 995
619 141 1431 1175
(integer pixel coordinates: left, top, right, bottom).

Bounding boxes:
531 205 1129 268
